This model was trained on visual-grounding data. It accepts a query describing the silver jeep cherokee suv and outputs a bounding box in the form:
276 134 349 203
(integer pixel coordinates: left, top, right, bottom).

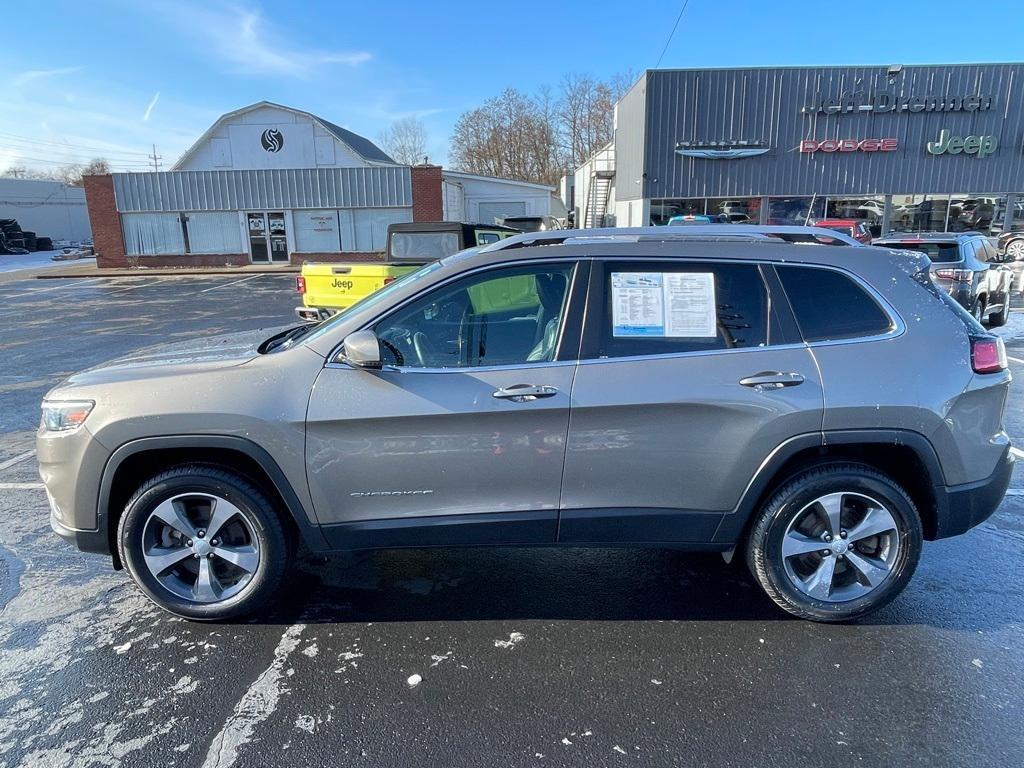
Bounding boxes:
39 227 1013 623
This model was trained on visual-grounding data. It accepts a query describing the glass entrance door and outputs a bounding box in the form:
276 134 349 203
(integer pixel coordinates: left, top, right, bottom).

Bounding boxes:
247 212 290 264
248 212 269 263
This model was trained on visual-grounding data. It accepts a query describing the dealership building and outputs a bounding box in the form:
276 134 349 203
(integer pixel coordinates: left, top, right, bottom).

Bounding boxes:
84 102 555 268
575 63 1024 235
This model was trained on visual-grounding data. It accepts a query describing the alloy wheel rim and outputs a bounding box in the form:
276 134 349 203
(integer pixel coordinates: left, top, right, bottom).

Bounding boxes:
1008 241 1024 260
781 491 901 603
141 493 261 604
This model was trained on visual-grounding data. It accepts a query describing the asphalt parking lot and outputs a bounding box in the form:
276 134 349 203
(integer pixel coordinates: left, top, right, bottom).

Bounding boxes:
1 272 1023 767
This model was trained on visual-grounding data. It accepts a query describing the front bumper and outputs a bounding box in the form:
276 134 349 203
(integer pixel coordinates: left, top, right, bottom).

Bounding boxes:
932 444 1013 539
38 423 111 553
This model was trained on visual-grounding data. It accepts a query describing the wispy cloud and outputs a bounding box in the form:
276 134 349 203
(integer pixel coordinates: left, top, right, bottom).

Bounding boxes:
153 2 371 78
12 66 82 88
143 91 161 121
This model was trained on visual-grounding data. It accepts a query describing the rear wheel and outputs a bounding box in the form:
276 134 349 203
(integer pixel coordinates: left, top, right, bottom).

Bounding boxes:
117 465 291 621
1006 238 1024 262
973 297 986 324
746 464 922 622
989 296 1010 327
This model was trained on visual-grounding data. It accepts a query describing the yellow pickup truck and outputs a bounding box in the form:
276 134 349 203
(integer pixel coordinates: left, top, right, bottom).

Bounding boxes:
295 222 520 321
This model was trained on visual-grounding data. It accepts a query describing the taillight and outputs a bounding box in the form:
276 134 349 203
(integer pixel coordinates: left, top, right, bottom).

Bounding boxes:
296 276 306 294
934 268 974 282
382 277 396 285
971 336 1007 374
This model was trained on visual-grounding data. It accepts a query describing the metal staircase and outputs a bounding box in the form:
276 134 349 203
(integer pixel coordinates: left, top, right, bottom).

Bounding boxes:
584 169 615 228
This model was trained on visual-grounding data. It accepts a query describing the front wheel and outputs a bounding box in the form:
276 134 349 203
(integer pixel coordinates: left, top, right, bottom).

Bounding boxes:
746 463 922 622
117 465 292 621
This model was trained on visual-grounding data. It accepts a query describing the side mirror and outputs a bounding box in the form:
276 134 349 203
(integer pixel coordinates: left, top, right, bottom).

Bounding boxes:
338 329 382 369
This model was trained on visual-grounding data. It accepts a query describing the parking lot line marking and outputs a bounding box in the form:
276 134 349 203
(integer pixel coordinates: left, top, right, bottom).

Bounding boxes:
17 277 104 295
1008 355 1024 364
1005 488 1024 496
1011 447 1024 460
0 450 35 471
0 482 43 490
196 274 266 294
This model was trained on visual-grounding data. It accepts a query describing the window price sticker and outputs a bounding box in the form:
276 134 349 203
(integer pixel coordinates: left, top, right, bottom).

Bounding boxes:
611 272 717 338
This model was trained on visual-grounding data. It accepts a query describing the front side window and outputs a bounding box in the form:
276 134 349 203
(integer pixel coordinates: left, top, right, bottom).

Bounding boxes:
373 263 574 368
596 262 768 358
777 266 893 342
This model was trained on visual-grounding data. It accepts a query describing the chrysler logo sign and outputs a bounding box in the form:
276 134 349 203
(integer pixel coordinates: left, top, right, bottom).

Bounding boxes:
675 140 769 159
800 138 898 153
801 91 994 115
260 128 284 152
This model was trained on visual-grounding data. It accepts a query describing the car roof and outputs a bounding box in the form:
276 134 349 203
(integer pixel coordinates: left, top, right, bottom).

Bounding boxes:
875 231 983 242
436 226 914 273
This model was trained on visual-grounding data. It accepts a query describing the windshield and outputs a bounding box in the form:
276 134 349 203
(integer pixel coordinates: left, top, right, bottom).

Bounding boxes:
881 241 961 263
291 261 445 347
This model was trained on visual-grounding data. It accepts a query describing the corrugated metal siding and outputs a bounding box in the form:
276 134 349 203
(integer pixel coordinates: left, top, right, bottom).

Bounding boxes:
614 74 648 201
638 64 1024 198
113 167 412 212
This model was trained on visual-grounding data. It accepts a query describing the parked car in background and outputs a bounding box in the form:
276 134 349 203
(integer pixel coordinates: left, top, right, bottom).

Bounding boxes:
667 214 713 225
996 229 1024 261
873 232 1013 325
295 222 520 321
500 215 562 232
814 219 873 244
40 226 1011 624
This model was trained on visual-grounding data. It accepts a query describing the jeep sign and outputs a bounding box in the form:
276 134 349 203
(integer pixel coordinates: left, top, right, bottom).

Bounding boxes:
926 129 998 158
799 138 899 154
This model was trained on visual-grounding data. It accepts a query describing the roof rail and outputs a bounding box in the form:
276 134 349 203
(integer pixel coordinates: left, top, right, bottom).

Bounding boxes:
482 224 861 251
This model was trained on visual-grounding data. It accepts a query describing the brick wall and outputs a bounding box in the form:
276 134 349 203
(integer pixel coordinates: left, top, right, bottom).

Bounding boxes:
82 174 127 268
411 165 443 222
124 254 250 268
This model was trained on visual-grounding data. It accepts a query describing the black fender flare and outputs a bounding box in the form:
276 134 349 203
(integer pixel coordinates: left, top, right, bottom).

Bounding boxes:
96 435 331 557
713 429 946 543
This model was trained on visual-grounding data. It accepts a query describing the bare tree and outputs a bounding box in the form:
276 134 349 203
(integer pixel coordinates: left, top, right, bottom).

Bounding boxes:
378 117 429 165
3 158 110 185
449 72 636 185
450 88 566 185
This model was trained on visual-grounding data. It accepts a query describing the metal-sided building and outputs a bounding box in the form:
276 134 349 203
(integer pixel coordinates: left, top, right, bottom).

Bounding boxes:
576 63 1024 235
84 102 553 268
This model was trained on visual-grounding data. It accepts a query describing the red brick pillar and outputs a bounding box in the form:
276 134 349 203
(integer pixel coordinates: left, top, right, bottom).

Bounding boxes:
410 165 443 222
83 174 127 268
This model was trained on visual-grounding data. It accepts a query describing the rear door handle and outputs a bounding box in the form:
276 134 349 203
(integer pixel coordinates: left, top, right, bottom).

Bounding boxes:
493 384 559 402
739 371 805 391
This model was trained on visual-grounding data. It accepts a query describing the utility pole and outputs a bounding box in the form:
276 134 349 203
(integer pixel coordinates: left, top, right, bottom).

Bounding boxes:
148 144 163 172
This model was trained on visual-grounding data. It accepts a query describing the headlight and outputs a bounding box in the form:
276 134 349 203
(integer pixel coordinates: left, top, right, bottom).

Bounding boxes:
41 400 94 433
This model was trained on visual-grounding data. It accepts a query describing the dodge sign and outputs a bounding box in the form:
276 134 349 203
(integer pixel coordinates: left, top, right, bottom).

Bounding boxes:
799 138 899 153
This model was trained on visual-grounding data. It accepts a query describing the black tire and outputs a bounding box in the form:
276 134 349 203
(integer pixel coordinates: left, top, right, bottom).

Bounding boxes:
973 297 986 325
989 295 1010 327
117 464 292 621
746 463 922 623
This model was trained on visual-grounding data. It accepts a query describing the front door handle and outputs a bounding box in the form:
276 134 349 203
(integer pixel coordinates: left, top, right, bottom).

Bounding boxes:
493 384 559 402
739 371 805 391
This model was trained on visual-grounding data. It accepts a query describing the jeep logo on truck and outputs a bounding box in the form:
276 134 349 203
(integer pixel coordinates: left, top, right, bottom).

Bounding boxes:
926 129 997 158
260 128 284 152
799 138 898 153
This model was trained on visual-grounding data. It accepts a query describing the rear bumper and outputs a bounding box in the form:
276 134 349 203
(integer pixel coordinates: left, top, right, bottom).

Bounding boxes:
294 306 337 323
932 445 1013 539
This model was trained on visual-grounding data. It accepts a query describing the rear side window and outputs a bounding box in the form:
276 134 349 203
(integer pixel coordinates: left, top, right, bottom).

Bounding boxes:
878 241 962 262
777 266 893 342
597 262 767 357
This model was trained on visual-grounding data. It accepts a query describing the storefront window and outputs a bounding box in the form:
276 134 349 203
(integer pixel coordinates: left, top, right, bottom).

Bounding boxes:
707 198 760 223
767 197 825 225
948 195 1001 234
650 199 704 225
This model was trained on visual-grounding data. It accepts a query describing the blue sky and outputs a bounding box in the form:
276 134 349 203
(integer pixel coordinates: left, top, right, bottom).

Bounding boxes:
3 0 1023 172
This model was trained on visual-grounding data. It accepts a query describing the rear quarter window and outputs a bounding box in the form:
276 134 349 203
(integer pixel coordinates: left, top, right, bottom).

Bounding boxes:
777 266 894 342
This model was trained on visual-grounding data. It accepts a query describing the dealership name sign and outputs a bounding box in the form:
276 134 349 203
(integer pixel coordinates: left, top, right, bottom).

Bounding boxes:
799 138 898 153
801 91 994 115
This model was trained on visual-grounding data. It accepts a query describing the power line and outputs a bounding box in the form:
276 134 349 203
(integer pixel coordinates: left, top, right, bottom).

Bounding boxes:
149 144 163 172
0 130 152 157
0 145 155 164
655 0 692 69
